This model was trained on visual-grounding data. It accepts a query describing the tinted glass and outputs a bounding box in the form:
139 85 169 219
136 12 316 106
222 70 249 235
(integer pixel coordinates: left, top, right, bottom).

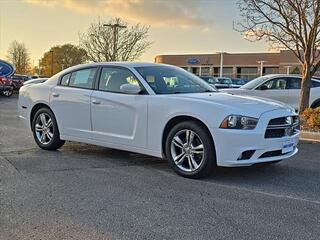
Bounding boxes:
135 66 216 94
240 75 271 89
217 78 232 84
287 77 301 89
312 80 320 88
99 67 139 92
258 77 287 90
69 68 96 89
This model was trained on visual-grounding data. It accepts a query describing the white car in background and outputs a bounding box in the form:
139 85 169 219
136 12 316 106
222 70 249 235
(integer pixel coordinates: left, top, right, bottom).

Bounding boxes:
221 74 320 110
18 63 299 178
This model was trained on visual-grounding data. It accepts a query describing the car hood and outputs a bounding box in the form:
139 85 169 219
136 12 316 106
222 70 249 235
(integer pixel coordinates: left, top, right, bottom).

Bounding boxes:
166 92 293 118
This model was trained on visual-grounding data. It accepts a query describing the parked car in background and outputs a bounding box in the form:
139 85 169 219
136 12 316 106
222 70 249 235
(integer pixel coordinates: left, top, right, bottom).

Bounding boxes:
200 76 235 89
214 77 234 89
0 76 14 97
19 62 299 178
221 74 320 110
10 74 32 90
231 78 249 88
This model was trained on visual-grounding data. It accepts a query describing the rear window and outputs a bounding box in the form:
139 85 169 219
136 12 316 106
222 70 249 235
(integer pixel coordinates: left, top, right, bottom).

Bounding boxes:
312 80 320 88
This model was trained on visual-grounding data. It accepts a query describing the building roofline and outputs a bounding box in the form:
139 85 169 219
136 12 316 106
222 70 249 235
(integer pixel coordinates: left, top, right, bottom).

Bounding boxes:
155 52 280 58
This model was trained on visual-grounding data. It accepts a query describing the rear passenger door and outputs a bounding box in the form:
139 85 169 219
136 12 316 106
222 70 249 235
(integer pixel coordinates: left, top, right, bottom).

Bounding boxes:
50 67 97 139
286 77 301 110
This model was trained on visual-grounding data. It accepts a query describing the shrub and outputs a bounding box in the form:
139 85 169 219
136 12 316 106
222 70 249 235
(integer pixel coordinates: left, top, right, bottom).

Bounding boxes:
301 107 320 131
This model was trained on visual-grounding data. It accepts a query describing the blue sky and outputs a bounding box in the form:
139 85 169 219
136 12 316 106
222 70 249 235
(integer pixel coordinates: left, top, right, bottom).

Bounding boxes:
0 0 270 64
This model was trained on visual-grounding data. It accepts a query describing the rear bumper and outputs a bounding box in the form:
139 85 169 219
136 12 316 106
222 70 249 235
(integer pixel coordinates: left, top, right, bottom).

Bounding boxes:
0 85 13 91
210 109 299 167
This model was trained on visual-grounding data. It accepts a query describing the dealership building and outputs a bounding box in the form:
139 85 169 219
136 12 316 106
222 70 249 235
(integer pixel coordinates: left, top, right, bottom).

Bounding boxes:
154 50 314 80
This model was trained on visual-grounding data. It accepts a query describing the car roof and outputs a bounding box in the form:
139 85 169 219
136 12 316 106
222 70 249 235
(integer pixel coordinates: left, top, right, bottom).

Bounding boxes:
261 74 320 81
71 62 169 69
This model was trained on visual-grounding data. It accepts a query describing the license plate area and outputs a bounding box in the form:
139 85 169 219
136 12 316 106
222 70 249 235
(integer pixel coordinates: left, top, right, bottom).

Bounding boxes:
282 141 295 154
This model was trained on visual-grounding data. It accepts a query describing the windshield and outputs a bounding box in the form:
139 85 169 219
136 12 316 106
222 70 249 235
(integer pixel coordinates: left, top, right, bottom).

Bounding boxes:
240 75 271 89
135 66 217 94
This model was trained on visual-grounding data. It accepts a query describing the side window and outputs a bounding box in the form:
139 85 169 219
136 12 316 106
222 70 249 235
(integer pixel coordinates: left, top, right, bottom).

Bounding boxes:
99 67 140 93
69 68 97 89
287 77 301 89
60 73 71 86
312 80 320 88
258 78 287 90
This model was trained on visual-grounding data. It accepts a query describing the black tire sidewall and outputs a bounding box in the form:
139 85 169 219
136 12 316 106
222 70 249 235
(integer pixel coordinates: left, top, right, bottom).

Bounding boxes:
165 121 216 178
32 107 64 150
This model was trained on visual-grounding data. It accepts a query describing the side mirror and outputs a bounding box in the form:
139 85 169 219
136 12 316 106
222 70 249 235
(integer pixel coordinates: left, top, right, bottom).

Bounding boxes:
120 83 141 94
259 85 268 90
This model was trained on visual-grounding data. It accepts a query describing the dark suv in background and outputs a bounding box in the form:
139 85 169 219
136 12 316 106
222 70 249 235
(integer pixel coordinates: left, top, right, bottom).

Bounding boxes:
9 74 32 90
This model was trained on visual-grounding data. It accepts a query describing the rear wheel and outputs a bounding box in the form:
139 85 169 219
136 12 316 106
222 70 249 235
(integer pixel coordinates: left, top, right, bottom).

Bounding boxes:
165 121 216 178
32 108 65 150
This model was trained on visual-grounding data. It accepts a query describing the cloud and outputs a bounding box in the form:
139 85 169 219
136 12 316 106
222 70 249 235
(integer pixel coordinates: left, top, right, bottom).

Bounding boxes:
25 0 208 28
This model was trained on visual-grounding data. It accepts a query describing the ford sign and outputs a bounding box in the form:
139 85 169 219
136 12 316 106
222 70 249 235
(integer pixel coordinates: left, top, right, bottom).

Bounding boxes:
186 58 200 65
0 59 15 77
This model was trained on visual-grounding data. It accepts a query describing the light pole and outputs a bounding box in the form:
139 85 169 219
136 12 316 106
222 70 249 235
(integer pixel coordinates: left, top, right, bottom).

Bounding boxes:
38 59 41 76
103 23 127 61
285 66 291 74
50 50 54 76
257 60 267 76
217 52 226 77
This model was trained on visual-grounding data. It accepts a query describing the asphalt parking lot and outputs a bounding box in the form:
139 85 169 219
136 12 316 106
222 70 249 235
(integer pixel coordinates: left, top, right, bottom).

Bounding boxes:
1 95 320 240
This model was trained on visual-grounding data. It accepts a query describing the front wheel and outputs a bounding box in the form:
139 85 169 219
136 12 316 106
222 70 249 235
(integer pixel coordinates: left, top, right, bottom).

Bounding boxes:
32 108 65 150
1 89 13 97
165 121 216 178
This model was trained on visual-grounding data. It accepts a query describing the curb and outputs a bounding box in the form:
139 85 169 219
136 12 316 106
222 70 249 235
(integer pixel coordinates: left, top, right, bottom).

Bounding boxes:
300 131 320 142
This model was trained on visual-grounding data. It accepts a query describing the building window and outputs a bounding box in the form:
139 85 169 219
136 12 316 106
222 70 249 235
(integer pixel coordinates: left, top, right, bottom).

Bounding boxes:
263 67 279 75
237 67 258 80
191 67 200 75
200 67 210 76
222 67 233 77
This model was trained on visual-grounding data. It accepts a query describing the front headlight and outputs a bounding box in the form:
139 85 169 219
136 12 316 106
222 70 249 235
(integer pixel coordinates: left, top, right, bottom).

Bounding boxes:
219 115 258 130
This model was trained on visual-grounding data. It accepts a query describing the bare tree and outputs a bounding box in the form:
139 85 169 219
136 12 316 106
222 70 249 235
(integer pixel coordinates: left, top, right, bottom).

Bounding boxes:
80 18 152 62
6 40 31 74
236 0 320 113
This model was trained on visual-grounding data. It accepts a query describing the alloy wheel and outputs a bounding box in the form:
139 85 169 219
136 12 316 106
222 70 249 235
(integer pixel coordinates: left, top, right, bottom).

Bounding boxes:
35 113 54 145
170 129 204 172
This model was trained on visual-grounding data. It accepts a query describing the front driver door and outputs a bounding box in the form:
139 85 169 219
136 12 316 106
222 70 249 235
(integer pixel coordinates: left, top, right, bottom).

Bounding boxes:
253 77 289 104
91 66 148 148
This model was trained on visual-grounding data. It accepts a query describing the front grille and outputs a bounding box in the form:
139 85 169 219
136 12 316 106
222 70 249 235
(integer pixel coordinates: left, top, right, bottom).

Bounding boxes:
265 116 300 139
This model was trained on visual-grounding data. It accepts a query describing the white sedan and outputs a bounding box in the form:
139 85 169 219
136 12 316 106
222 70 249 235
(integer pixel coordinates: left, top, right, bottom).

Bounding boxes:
18 63 299 178
221 74 320 110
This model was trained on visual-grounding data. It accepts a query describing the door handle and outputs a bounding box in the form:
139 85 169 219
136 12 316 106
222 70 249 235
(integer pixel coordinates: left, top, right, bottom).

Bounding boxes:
92 99 101 104
52 92 59 97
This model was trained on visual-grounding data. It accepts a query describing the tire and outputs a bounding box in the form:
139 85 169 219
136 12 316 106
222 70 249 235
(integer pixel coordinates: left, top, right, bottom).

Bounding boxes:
165 121 216 178
1 89 13 97
32 107 65 150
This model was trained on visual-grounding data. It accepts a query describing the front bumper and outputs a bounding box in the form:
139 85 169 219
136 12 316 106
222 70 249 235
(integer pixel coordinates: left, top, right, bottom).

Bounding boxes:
210 109 299 167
